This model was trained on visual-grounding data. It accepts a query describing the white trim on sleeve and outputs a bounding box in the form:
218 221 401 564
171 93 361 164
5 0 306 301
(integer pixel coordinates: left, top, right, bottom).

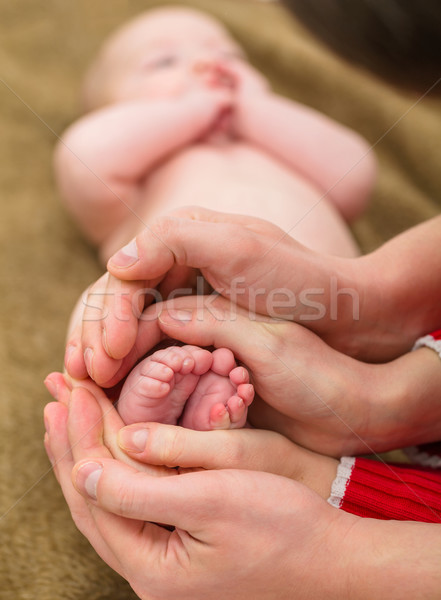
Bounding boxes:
327 456 356 509
412 335 441 359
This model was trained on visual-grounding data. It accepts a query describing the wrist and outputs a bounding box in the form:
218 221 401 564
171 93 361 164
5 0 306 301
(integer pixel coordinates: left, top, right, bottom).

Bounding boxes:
373 348 441 449
234 90 272 137
318 252 406 361
346 517 441 599
183 90 227 126
281 502 363 599
293 447 338 499
296 252 371 358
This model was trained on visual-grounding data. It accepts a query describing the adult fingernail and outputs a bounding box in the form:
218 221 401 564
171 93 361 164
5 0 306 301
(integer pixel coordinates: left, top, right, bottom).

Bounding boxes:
118 427 149 453
84 347 94 377
75 461 103 500
159 309 192 326
110 239 139 268
64 344 76 370
44 433 55 466
44 377 58 401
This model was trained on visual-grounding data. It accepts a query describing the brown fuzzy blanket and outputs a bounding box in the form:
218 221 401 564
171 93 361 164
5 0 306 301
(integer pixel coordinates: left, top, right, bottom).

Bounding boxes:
1 0 440 598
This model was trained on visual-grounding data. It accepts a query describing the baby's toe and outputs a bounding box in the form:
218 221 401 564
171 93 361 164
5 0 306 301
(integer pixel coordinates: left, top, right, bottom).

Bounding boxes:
183 345 212 375
211 348 236 376
229 366 249 386
226 396 247 427
236 383 254 407
209 403 232 430
150 347 188 373
134 376 171 399
139 360 174 383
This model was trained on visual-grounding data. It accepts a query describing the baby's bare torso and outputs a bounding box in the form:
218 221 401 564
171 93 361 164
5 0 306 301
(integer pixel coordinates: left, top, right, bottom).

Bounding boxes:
104 140 358 259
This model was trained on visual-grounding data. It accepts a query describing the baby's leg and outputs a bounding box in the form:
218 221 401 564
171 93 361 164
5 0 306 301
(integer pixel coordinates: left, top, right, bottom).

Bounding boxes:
117 345 253 430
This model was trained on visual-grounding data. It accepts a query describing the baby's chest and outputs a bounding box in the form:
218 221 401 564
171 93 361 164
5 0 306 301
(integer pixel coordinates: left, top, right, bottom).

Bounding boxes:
146 142 298 194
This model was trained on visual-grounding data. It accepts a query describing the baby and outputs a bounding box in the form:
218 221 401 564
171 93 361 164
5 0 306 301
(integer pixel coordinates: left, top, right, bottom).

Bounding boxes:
55 7 376 430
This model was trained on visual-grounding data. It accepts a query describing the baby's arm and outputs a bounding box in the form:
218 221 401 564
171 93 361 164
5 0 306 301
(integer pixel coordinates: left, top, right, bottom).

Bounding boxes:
54 90 230 245
235 92 377 221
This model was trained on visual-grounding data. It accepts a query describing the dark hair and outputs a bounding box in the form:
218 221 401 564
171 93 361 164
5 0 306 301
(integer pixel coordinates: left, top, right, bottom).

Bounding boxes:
282 0 441 92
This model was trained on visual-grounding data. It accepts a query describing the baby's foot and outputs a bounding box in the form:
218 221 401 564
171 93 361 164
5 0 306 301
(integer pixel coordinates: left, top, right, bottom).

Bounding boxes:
117 345 253 430
180 348 254 430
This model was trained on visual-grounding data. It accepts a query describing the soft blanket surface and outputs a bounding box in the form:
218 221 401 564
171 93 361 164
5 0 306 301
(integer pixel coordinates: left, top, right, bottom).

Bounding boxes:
1 1 440 598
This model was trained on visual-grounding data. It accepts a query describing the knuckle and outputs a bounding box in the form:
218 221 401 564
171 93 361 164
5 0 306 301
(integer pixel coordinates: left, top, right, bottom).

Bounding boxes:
155 427 187 467
113 478 139 517
224 433 247 467
151 214 178 240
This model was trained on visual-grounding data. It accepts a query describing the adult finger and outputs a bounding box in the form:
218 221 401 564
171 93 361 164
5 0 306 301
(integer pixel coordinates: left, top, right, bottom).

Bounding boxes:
67 380 173 477
64 274 124 383
73 457 254 530
64 286 93 379
152 295 276 367
106 209 278 281
117 422 299 476
44 372 72 406
99 274 153 361
44 401 123 575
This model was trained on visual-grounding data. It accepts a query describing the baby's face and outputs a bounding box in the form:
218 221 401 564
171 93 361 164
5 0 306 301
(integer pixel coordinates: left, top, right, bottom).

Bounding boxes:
101 8 268 104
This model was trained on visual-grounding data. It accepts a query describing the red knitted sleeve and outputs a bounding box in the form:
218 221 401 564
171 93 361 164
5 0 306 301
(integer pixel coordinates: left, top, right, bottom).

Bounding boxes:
328 457 441 522
327 330 441 522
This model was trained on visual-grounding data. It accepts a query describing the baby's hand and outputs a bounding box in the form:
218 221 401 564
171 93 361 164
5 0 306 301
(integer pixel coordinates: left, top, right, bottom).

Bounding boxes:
184 85 234 140
194 60 238 91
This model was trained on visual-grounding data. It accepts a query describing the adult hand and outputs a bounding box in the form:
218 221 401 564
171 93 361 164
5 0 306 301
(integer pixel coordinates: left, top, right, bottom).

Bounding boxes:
44 370 441 600
65 208 366 385
117 421 338 500
44 372 172 478
64 290 400 456
152 296 441 456
44 380 356 600
152 296 388 456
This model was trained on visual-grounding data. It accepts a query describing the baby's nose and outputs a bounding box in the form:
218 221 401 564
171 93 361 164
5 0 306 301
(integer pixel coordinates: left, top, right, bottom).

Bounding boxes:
193 56 220 75
193 58 234 87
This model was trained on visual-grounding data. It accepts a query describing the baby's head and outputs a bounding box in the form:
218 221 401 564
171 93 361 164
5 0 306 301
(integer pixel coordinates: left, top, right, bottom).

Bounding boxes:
82 6 266 111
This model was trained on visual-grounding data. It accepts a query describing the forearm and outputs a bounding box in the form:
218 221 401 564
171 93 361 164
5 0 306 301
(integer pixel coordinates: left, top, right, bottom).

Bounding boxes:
350 217 441 360
345 517 441 599
235 92 376 219
368 348 441 448
55 95 217 185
